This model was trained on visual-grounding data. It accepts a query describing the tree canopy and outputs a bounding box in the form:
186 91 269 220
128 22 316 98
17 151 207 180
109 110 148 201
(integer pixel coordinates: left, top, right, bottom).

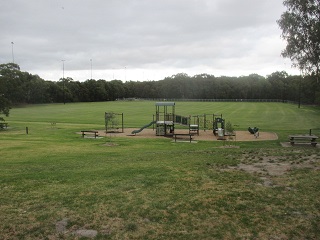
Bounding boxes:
0 63 15 122
1 63 319 108
278 0 320 78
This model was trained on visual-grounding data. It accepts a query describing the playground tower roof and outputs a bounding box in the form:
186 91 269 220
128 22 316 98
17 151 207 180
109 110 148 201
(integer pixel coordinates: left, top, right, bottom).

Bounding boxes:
155 102 175 106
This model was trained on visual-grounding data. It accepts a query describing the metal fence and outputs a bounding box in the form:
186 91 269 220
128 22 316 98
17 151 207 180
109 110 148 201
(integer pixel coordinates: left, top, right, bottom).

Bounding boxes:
137 98 296 103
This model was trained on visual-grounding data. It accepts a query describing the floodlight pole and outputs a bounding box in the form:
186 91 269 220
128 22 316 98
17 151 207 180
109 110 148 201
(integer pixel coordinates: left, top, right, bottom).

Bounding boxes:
90 59 93 80
298 76 301 108
298 69 302 109
11 42 14 63
62 60 65 104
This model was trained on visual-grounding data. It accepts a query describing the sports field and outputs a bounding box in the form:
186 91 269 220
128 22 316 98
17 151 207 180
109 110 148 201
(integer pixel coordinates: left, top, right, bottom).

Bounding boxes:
0 101 319 239
7 101 320 131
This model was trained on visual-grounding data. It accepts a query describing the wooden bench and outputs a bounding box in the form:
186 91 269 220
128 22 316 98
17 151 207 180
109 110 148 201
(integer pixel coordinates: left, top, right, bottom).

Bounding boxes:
174 133 193 143
81 130 99 138
289 135 318 147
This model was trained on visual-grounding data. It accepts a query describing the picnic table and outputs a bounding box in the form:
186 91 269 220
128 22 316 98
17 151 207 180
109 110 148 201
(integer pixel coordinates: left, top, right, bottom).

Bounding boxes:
289 134 318 147
81 130 99 138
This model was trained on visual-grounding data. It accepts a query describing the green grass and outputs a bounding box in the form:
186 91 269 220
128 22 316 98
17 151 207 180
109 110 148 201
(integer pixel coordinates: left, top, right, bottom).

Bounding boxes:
10 101 320 131
0 101 320 239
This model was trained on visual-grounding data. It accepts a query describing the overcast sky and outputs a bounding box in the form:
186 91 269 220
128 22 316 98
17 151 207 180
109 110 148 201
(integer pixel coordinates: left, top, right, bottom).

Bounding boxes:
1 0 299 81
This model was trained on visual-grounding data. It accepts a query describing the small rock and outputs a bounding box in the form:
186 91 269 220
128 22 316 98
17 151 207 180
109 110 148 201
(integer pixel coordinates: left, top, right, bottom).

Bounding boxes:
74 229 98 238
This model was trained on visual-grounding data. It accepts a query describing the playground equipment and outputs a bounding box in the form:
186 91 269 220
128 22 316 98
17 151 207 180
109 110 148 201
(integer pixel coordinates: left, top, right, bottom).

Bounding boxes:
191 114 223 133
189 124 199 135
131 102 227 139
131 102 176 136
155 102 175 136
175 114 200 135
131 121 156 134
132 102 201 136
191 114 225 134
213 115 225 136
248 127 259 134
105 112 124 133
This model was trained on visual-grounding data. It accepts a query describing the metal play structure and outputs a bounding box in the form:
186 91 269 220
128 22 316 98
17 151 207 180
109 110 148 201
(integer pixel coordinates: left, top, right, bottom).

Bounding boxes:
213 115 225 136
105 112 124 133
155 102 175 136
131 102 226 138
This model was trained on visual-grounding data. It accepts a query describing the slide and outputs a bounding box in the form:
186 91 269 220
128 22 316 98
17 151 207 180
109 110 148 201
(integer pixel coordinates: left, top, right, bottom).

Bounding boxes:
131 121 156 134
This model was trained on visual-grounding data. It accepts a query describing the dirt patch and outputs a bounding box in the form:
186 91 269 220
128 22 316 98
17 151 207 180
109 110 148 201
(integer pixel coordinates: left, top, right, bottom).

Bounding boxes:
232 159 291 176
55 219 98 238
281 142 319 148
94 128 278 142
226 152 320 187
101 143 119 147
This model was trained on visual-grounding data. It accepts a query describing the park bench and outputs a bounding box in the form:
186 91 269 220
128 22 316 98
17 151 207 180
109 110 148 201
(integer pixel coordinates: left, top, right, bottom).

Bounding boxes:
174 133 193 143
81 130 99 138
289 134 318 147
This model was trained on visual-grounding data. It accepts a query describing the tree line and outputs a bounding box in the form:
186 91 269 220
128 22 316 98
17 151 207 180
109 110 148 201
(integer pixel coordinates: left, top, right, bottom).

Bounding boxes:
0 63 319 108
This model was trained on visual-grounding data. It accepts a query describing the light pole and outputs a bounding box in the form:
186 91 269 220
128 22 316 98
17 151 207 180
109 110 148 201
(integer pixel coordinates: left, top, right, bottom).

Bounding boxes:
11 42 14 63
298 69 303 109
90 59 93 80
61 60 65 104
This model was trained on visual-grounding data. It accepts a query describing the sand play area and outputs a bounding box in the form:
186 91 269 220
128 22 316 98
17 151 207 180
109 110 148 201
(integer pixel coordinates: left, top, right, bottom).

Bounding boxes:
96 128 278 142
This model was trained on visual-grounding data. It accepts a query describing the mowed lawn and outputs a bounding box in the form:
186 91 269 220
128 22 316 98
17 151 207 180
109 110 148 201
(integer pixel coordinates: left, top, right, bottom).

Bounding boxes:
8 101 320 131
0 101 320 239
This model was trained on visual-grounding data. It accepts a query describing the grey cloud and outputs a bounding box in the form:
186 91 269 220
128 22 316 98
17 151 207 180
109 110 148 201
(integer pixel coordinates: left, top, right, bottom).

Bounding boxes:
0 0 298 81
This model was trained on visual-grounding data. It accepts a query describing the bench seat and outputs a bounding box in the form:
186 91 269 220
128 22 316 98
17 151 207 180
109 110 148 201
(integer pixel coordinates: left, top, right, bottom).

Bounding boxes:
81 130 99 138
289 135 318 146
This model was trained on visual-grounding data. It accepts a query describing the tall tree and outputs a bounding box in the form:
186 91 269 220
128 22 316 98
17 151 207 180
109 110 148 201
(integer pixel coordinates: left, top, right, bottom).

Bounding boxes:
0 95 10 122
277 0 320 79
0 63 17 121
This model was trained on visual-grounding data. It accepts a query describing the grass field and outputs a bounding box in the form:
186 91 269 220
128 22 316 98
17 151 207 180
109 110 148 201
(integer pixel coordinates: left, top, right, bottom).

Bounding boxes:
9 101 320 133
0 101 320 239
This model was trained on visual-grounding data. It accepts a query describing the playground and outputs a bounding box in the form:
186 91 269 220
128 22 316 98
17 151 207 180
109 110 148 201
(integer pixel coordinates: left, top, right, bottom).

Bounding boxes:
102 102 278 142
100 128 278 141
